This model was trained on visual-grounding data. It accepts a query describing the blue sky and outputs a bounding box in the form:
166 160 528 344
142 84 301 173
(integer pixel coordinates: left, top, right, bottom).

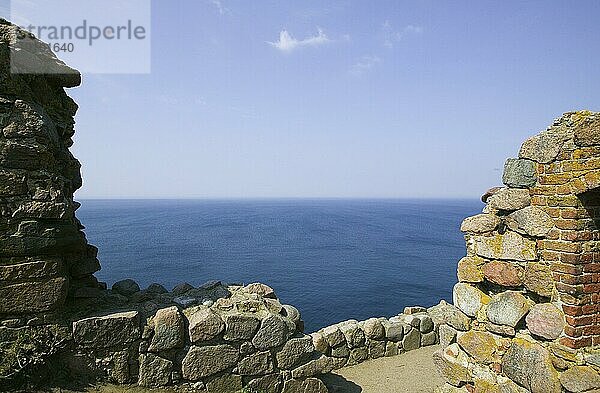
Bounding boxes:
14 1 600 198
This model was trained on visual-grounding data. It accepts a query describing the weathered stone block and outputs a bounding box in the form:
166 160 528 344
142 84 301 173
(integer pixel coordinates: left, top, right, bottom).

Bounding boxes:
181 344 238 380
486 291 530 327
560 365 600 393
433 343 472 387
460 214 501 234
525 303 564 340
482 260 524 287
503 158 537 188
223 313 260 341
469 231 537 261
73 311 140 348
188 307 224 343
456 330 504 364
519 126 571 164
502 338 561 393
149 306 185 352
0 277 67 314
506 206 554 237
524 263 554 298
237 350 273 376
457 256 484 283
276 335 315 369
252 314 289 350
487 188 531 211
453 283 490 318
138 353 172 388
282 377 328 393
573 111 600 147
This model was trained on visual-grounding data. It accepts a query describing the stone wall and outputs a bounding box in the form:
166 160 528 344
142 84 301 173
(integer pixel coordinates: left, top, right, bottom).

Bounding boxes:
0 18 101 322
434 111 600 393
311 306 439 368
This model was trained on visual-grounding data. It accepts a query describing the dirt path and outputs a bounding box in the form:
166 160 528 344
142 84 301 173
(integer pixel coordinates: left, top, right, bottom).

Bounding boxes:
323 345 443 393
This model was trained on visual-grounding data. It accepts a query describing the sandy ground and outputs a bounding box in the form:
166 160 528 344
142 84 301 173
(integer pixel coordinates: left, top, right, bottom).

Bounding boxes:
323 345 443 393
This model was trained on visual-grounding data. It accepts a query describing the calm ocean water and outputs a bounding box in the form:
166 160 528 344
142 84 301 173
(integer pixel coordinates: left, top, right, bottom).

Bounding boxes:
77 199 482 332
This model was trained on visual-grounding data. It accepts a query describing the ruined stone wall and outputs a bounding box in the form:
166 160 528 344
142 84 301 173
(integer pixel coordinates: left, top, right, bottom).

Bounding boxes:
0 18 101 323
434 111 600 393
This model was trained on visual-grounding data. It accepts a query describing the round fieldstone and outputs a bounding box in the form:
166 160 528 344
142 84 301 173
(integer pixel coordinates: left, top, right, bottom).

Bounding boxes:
112 279 140 296
486 291 531 327
363 318 385 340
453 283 490 318
322 325 346 347
525 303 565 340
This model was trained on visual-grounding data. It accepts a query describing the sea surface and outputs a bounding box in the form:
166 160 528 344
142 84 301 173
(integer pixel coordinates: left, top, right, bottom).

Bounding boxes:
77 199 482 332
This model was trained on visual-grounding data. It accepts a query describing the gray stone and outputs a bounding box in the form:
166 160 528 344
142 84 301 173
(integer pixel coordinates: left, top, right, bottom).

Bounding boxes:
367 339 386 359
188 308 224 343
402 328 421 351
181 344 239 380
276 335 315 369
439 324 457 347
238 351 273 376
311 331 329 353
404 306 427 314
110 351 130 384
138 353 172 388
291 355 336 378
525 303 565 340
149 306 185 352
560 365 600 393
427 301 471 331
503 158 537 188
246 374 283 393
519 127 570 164
0 278 68 314
385 341 399 357
453 283 490 318
363 318 385 340
244 282 277 298
421 331 437 346
487 188 531 211
282 304 301 323
502 338 561 393
507 206 555 237
485 322 516 337
331 343 350 358
282 378 328 393
206 374 242 393
73 311 140 348
252 314 289 350
146 283 168 294
339 320 365 348
223 313 260 341
112 279 140 296
322 325 346 347
199 279 221 290
172 282 194 295
419 315 434 333
383 320 404 342
460 214 501 234
524 262 554 298
573 111 600 147
349 347 369 364
486 291 531 327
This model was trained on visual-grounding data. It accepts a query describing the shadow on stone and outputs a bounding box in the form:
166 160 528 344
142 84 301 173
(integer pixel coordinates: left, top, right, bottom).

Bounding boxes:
321 373 362 393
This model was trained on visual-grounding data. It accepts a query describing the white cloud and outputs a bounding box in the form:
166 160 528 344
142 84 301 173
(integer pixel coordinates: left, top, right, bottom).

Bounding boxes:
383 21 423 48
268 28 331 53
349 55 381 76
209 0 229 15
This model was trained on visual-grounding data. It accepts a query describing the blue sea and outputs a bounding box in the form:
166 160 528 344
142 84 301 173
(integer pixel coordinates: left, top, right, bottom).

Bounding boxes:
77 199 482 332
